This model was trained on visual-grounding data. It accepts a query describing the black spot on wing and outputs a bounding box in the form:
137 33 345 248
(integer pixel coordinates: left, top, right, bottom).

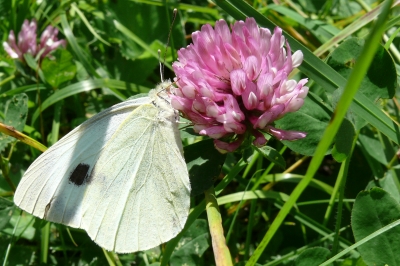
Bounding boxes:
69 163 90 186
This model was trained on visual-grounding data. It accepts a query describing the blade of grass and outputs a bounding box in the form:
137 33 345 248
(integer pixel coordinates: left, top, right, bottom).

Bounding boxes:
320 218 400 265
2 210 21 266
0 74 15 88
0 122 47 152
113 20 172 70
60 14 100 78
133 0 220 17
31 79 149 125
0 153 16 192
273 202 354 249
2 84 46 97
70 3 111 46
264 226 351 266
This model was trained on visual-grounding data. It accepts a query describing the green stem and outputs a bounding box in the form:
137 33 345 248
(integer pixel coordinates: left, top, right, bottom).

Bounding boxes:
244 199 257 260
226 173 254 243
50 101 62 145
0 153 16 191
205 186 233 266
40 222 50 264
102 250 122 266
243 150 259 178
3 210 21 266
331 132 358 259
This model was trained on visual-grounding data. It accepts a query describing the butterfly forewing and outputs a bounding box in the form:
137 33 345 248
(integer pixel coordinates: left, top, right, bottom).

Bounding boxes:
14 99 150 218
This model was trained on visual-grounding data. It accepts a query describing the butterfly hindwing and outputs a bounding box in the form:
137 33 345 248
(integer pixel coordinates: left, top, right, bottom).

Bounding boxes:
78 103 190 252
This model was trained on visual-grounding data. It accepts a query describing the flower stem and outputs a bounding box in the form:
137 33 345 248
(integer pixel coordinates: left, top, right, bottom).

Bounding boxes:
205 186 233 266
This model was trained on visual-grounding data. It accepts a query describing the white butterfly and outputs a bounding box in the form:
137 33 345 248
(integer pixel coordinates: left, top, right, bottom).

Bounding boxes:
14 80 191 253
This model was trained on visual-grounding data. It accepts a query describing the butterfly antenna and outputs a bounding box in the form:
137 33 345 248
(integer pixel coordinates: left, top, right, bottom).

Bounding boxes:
158 49 164 82
160 8 178 82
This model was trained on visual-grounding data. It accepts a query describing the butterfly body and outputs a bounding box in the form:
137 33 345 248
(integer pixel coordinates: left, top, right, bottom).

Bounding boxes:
14 81 191 253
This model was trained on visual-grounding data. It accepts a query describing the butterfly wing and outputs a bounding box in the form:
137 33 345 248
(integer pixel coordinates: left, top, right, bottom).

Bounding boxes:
14 95 190 252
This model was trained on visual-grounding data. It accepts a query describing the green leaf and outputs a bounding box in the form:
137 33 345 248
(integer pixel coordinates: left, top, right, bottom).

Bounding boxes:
366 172 400 202
340 257 367 266
358 128 389 165
184 139 226 196
255 145 286 169
0 93 28 151
170 219 210 266
331 119 356 162
295 247 331 266
351 187 400 265
41 49 77 88
0 197 14 230
274 92 333 156
2 212 36 241
327 38 396 101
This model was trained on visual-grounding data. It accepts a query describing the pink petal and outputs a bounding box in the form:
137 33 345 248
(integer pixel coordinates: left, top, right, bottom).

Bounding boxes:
244 18 259 41
223 94 244 122
243 55 260 81
3 41 19 59
291 50 303 68
199 126 228 139
267 126 307 140
181 85 196 99
252 130 267 147
214 137 244 153
242 80 258 110
215 19 232 44
254 104 285 129
171 96 192 112
230 69 247 95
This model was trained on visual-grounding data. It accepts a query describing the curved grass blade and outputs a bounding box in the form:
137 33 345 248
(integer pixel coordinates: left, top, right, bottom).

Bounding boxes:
113 20 172 70
60 14 100 78
70 3 111 46
0 122 47 152
2 84 47 97
320 219 400 265
31 79 149 124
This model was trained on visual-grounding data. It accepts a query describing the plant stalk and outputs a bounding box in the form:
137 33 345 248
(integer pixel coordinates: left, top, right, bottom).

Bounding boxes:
205 186 233 266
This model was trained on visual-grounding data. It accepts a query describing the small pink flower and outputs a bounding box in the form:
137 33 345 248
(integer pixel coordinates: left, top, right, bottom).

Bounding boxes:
172 18 308 152
3 19 66 61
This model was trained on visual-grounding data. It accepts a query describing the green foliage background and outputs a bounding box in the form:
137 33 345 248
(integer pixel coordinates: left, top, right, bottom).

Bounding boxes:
0 0 400 265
